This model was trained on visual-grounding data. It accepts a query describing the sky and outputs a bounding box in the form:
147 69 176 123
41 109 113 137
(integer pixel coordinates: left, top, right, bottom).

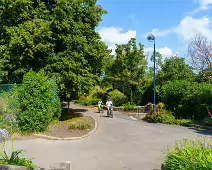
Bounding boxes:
96 0 212 61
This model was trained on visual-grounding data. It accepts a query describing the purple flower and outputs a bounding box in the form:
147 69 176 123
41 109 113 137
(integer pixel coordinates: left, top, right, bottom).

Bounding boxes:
5 114 16 123
0 128 11 143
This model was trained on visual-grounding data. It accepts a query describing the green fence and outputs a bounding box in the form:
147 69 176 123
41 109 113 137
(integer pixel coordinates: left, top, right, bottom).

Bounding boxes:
0 83 57 104
0 84 22 95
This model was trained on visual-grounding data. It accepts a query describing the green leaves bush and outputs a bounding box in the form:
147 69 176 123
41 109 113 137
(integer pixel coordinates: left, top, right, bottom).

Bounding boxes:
15 70 61 133
159 80 212 119
121 102 137 111
163 138 212 170
108 89 128 106
143 110 176 124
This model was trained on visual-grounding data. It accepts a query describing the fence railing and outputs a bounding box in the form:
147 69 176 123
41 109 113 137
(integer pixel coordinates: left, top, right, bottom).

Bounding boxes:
0 84 22 93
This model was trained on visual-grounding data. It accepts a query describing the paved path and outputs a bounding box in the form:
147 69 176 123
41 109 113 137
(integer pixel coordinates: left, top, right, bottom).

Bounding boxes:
14 103 212 170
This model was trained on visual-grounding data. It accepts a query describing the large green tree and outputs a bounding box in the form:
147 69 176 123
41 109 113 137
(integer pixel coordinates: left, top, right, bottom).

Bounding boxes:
0 0 110 100
157 56 194 84
105 38 147 103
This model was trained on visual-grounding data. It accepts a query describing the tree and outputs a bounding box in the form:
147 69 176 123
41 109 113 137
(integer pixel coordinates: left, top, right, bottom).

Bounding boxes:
105 38 147 103
148 51 163 75
0 0 110 100
188 34 212 72
157 56 194 84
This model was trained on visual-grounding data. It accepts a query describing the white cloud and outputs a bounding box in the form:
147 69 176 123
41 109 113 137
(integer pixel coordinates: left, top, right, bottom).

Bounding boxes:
144 47 173 58
144 16 212 41
144 28 173 37
189 0 212 15
175 16 212 41
98 27 136 54
199 0 212 6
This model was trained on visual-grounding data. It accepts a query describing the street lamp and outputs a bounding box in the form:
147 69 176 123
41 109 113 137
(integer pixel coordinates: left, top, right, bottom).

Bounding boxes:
147 34 156 113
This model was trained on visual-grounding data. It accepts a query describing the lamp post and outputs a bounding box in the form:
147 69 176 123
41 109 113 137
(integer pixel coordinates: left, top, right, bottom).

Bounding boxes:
147 34 156 113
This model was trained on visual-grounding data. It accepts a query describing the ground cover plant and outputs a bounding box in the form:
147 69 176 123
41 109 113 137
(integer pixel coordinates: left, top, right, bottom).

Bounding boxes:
162 138 212 170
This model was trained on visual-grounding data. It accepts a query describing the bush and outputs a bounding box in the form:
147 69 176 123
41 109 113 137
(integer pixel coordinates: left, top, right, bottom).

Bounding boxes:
163 138 212 170
84 96 100 106
76 96 100 106
157 102 165 110
202 117 212 126
15 70 61 133
121 102 137 111
159 80 212 119
76 86 107 106
174 119 193 127
143 110 176 124
108 89 128 106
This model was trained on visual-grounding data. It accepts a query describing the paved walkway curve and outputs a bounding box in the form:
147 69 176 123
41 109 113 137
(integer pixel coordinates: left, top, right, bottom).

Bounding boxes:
14 103 212 170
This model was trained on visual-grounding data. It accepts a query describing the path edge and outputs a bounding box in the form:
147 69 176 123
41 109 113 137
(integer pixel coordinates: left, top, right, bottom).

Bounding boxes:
34 116 98 140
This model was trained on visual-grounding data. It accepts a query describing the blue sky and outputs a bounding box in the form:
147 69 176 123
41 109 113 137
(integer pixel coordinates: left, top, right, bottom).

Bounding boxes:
96 0 212 60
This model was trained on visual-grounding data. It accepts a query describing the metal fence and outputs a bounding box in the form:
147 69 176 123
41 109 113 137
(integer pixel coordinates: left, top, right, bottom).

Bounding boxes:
0 84 22 94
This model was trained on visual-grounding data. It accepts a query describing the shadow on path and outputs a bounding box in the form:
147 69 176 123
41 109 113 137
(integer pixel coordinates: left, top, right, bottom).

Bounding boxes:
188 127 212 136
61 104 88 121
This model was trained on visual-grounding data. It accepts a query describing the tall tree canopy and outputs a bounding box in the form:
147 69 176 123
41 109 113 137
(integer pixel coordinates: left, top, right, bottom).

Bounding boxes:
0 0 110 100
157 56 194 84
104 38 147 102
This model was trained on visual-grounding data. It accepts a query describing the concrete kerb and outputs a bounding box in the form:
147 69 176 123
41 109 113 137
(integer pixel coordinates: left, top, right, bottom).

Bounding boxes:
34 116 98 140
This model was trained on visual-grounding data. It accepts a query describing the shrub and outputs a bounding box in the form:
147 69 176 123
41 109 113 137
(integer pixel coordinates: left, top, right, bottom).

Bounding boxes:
174 119 193 127
143 110 176 124
121 102 137 111
84 96 100 106
163 138 212 170
15 70 61 133
159 80 212 119
157 102 165 110
76 86 107 106
108 89 128 106
202 117 212 126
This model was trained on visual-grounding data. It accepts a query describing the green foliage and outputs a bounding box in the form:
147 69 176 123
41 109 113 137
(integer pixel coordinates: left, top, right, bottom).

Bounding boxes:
76 96 100 106
68 117 92 130
159 80 212 119
202 117 212 126
108 89 128 106
104 38 147 102
143 110 176 124
15 70 61 133
0 98 6 115
69 123 91 130
89 86 107 103
174 119 193 127
157 56 194 85
121 102 137 111
0 0 110 100
157 102 165 110
135 78 154 106
0 150 37 169
163 138 212 170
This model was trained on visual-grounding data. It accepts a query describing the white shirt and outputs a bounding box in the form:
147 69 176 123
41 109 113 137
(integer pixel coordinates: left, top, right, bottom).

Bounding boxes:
106 101 113 107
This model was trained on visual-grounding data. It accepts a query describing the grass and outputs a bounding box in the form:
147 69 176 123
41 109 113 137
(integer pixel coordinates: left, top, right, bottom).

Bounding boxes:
51 116 92 131
68 117 92 130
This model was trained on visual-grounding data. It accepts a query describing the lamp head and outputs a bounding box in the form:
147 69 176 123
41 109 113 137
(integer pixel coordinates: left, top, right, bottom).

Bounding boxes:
147 34 155 42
